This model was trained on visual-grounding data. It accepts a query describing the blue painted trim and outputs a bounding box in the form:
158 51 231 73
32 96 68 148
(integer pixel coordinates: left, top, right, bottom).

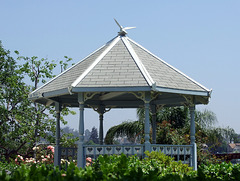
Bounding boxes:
155 87 210 97
31 86 209 100
151 144 193 147
83 144 144 147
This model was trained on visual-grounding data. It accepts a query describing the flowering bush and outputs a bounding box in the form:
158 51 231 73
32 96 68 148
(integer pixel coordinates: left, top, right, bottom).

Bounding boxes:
14 145 55 166
1 152 240 180
35 145 54 164
61 158 70 166
14 155 25 165
86 157 92 166
16 145 81 169
47 146 54 154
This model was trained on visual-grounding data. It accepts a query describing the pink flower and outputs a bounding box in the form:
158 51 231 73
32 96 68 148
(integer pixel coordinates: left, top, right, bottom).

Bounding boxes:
15 155 25 165
17 155 24 161
15 158 19 165
86 157 92 163
47 145 55 153
47 145 54 150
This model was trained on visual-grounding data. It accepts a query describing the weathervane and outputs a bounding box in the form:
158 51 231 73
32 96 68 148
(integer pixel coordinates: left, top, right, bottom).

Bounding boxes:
114 19 136 36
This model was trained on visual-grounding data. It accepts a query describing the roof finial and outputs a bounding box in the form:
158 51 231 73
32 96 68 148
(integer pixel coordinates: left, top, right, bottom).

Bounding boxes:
114 19 136 36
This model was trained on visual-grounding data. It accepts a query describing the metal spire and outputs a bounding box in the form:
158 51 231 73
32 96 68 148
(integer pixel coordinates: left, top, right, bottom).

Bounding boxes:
114 19 136 36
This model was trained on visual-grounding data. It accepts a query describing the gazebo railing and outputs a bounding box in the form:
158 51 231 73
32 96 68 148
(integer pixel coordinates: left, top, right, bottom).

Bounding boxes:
151 144 193 165
60 144 193 166
60 147 77 162
84 144 144 159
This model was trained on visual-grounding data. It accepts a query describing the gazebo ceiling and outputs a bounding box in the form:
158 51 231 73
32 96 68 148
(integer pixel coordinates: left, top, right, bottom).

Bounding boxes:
34 91 208 109
29 24 211 108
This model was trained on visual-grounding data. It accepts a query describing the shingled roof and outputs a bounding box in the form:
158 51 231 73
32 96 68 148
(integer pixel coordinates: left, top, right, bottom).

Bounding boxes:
29 25 211 107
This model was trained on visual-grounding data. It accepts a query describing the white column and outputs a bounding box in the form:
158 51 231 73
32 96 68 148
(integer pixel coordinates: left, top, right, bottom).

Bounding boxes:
54 102 61 167
77 93 85 168
93 105 110 145
190 104 197 170
98 106 105 145
151 105 157 144
99 114 104 145
144 92 151 152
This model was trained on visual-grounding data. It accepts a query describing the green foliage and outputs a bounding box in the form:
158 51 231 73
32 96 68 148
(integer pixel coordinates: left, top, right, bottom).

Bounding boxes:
0 42 34 160
144 150 175 165
0 161 18 175
157 107 189 129
197 162 240 180
85 152 194 180
0 41 76 160
195 109 217 130
1 153 240 180
105 120 143 144
88 127 99 144
144 151 193 177
105 106 227 164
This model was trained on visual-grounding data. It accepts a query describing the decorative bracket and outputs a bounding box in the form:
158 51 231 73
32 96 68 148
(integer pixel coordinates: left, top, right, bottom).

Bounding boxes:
156 104 165 111
130 91 159 104
182 95 195 107
68 86 73 95
92 106 112 115
84 92 99 102
129 91 145 102
151 92 161 101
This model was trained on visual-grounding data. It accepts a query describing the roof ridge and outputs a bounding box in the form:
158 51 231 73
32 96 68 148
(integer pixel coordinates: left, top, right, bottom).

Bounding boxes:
127 38 210 92
71 36 121 88
122 36 155 87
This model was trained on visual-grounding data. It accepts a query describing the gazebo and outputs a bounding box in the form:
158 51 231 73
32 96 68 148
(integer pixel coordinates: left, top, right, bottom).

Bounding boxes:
29 20 211 170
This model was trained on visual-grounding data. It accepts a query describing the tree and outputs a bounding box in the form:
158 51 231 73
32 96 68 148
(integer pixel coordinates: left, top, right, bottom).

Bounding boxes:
105 120 143 144
0 41 33 160
84 129 91 142
195 109 217 130
60 127 79 147
0 41 76 160
17 54 75 144
156 107 189 129
206 126 240 154
105 106 189 145
105 106 221 147
88 127 99 144
206 127 226 153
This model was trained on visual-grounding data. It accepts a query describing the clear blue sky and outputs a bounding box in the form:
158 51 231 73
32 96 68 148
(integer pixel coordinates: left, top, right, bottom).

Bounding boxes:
1 1 240 134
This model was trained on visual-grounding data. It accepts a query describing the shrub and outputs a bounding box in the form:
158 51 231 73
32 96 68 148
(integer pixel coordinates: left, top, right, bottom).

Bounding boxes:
197 162 240 180
1 151 240 180
144 151 194 179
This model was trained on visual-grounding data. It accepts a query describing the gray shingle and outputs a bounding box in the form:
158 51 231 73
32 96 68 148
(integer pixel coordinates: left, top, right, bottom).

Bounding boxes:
77 39 148 87
30 33 209 99
128 39 206 92
35 43 110 94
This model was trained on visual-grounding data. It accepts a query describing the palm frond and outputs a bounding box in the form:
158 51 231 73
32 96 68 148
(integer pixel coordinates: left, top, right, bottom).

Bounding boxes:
104 120 143 144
